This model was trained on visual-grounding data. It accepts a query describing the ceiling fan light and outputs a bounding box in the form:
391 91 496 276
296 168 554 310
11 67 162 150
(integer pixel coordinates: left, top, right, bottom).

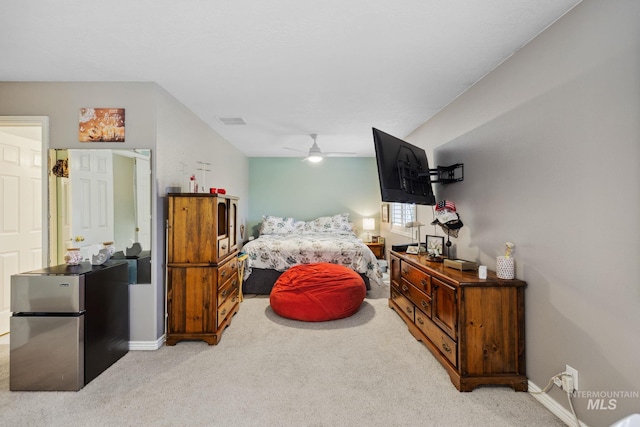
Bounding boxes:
308 155 323 163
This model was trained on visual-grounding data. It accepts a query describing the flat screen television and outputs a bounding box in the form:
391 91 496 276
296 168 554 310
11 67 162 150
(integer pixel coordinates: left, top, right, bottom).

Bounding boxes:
372 127 436 206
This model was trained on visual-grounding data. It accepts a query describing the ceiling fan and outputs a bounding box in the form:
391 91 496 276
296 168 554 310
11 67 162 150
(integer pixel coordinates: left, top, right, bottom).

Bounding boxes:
284 134 357 162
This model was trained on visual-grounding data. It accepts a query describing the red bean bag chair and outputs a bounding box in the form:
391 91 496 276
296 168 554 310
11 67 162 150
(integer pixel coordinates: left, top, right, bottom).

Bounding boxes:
270 263 366 322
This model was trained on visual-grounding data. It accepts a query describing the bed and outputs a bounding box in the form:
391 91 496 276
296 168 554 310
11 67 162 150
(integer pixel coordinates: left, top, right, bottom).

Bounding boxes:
242 214 384 295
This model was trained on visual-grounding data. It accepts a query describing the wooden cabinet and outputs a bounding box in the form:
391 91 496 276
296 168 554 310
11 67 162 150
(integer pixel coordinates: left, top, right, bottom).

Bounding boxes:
432 277 457 339
389 251 527 392
166 194 240 346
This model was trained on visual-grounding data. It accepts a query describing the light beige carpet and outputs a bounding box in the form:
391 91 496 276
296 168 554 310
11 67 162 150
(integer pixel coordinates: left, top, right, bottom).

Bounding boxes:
0 286 564 427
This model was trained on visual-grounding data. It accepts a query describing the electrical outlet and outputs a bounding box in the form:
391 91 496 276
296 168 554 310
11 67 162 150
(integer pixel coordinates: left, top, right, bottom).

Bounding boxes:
565 364 579 391
562 374 574 393
553 376 563 388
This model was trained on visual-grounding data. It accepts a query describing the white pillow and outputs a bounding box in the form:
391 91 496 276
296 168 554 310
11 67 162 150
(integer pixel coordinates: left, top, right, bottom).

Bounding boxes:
259 215 296 235
302 213 353 234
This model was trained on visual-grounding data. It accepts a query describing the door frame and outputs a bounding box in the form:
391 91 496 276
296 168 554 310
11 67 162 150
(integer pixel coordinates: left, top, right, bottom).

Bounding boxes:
0 116 50 267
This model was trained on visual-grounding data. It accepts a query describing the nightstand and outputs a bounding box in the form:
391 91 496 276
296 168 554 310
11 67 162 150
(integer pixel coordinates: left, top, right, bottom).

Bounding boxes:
365 242 385 259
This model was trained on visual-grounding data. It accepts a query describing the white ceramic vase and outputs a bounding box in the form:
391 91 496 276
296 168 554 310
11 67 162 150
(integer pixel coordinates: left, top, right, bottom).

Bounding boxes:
496 256 515 279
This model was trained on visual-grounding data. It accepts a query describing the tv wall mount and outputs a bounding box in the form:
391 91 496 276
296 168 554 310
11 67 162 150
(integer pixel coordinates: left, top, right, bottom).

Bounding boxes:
399 162 464 185
428 163 464 184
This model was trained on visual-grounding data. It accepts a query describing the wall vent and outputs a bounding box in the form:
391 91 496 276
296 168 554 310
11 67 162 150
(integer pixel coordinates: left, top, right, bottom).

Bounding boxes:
218 117 246 125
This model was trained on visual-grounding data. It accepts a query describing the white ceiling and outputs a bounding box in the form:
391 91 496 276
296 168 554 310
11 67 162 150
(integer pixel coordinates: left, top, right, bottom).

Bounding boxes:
0 0 580 157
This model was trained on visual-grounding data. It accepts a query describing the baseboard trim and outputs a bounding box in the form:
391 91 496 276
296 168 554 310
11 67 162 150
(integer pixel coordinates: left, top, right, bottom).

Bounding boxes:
128 335 165 351
528 380 588 427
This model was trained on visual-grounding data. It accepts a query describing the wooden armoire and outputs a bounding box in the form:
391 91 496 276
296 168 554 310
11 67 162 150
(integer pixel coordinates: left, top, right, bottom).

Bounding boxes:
165 194 240 345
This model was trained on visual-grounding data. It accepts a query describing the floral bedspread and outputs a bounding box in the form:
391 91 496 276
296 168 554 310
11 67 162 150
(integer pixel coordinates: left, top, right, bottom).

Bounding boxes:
242 233 384 287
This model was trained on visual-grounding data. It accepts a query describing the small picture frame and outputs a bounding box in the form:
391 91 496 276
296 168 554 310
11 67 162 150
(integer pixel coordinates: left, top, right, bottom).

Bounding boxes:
381 204 389 223
377 236 385 245
425 235 444 256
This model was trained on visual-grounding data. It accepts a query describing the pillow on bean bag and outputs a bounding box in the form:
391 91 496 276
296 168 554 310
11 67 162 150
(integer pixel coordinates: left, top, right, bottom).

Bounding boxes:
270 263 366 322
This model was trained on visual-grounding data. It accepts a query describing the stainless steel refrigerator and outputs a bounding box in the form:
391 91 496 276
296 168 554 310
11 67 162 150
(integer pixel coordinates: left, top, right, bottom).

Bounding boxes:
10 261 129 391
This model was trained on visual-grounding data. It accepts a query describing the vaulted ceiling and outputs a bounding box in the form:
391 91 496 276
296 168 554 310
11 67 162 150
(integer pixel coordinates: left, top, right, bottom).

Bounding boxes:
0 0 581 157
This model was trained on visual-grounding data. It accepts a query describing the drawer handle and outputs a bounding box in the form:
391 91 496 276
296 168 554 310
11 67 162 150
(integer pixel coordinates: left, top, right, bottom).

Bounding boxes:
221 270 227 278
417 317 424 325
232 279 237 286
442 341 452 353
421 300 429 309
221 308 227 317
402 268 408 275
421 279 428 287
405 306 413 314
232 296 237 303
221 289 228 298
402 284 409 292
221 244 227 250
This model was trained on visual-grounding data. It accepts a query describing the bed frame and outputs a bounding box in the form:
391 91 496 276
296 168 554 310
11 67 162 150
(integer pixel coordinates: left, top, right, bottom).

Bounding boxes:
243 267 371 295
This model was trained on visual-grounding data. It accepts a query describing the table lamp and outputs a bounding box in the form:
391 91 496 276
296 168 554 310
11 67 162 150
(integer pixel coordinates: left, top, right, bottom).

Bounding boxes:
362 218 375 243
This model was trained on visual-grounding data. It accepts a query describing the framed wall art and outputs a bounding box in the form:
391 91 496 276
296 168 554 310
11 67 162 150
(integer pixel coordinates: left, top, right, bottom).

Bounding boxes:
381 203 389 223
79 108 125 142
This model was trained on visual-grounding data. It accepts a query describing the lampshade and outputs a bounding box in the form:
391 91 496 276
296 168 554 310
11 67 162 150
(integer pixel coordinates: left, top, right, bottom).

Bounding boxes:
362 218 375 231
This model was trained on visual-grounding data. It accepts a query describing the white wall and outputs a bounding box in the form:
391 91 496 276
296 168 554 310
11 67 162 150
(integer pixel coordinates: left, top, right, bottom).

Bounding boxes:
154 85 249 341
0 82 250 347
247 157 381 239
0 82 156 151
0 82 161 345
406 1 640 426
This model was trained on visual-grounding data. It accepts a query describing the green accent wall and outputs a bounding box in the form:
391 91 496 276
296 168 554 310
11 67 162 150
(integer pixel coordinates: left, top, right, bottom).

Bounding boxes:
248 157 381 238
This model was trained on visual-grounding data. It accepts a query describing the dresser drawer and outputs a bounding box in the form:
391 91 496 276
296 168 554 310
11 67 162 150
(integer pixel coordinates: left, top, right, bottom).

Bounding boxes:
217 287 239 328
218 273 239 307
217 256 238 287
391 288 414 322
218 237 230 259
415 308 457 368
409 284 432 318
401 261 431 294
397 279 412 298
399 279 432 318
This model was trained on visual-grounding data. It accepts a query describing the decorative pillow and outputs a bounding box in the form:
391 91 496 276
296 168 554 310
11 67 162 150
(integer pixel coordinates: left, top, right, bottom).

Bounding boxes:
301 213 352 234
259 215 296 235
293 220 307 233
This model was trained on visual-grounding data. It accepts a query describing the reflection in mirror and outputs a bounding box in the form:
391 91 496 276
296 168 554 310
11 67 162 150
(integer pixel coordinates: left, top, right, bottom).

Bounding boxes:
48 149 151 267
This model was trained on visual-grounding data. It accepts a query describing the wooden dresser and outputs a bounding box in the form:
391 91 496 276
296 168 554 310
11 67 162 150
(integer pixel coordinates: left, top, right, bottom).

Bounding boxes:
389 251 527 391
166 194 240 345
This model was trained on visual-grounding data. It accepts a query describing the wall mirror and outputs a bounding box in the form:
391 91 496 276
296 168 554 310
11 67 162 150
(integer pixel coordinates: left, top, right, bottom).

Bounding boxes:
48 149 152 272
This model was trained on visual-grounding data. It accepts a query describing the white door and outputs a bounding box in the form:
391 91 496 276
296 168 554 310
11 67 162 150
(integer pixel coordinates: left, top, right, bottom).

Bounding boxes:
135 155 151 250
67 150 114 259
0 127 43 335
57 176 71 263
